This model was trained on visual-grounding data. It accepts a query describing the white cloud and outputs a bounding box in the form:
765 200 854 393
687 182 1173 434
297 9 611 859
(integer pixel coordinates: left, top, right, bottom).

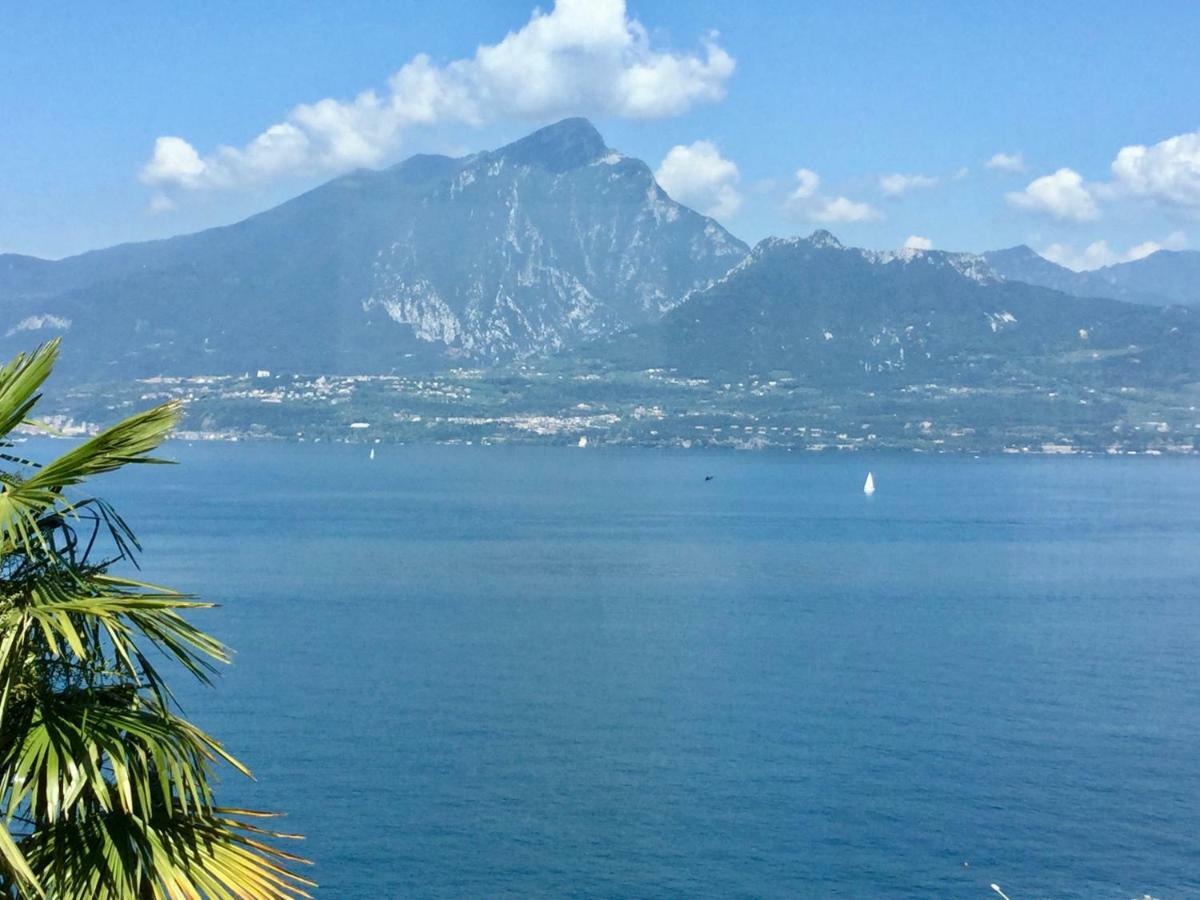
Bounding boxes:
141 137 207 188
141 0 734 194
1039 230 1187 271
985 152 1025 173
147 193 177 214
998 129 1200 225
1040 241 1118 270
789 168 821 201
1109 129 1200 211
903 235 933 250
1126 230 1187 259
5 314 72 339
655 140 741 219
811 196 881 223
879 172 938 197
784 168 880 223
1006 168 1099 222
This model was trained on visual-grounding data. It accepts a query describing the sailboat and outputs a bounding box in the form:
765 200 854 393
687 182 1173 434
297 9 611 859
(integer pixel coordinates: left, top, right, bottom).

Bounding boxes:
863 471 875 495
369 447 375 461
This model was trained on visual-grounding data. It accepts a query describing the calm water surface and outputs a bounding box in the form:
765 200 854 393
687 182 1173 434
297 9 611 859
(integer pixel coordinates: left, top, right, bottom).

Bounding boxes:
79 443 1200 898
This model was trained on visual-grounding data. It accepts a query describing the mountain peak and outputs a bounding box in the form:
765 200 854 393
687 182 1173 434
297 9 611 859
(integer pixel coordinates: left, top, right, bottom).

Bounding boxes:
807 229 843 249
494 117 609 173
1002 244 1038 257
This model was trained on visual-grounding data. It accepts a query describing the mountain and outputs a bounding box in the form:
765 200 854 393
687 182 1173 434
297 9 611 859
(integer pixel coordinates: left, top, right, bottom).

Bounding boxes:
0 119 746 378
590 231 1199 388
1099 250 1200 306
984 245 1200 307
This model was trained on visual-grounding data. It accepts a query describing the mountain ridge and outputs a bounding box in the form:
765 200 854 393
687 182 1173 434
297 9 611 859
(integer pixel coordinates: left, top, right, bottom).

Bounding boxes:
586 230 1198 389
984 244 1200 307
0 118 748 377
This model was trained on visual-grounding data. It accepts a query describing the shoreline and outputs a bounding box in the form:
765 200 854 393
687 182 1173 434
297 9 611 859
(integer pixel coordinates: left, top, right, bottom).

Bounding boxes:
17 427 1200 458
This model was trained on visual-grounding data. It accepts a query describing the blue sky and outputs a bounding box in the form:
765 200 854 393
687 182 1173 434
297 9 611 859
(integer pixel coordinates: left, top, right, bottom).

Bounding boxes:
3 0 1199 267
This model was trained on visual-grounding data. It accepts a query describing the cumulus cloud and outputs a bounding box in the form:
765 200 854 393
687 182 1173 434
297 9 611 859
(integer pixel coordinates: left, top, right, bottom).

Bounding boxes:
141 0 734 195
1125 231 1187 259
1039 230 1187 271
879 172 938 197
1000 129 1200 224
1109 129 1200 211
985 152 1025 173
903 235 933 250
1039 241 1119 270
811 196 880 223
1006 168 1099 222
142 137 207 188
785 168 880 223
789 168 821 201
655 140 741 219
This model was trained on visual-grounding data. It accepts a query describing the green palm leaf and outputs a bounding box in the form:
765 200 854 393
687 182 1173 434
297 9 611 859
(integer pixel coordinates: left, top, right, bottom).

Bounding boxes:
0 342 310 898
21 809 313 899
0 341 59 440
0 400 180 559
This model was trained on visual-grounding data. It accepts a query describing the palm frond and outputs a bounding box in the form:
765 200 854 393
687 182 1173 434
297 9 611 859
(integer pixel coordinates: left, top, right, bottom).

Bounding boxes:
2 684 252 826
28 401 181 492
0 822 42 898
21 808 314 900
2 570 227 689
0 401 179 559
0 343 309 897
0 340 59 441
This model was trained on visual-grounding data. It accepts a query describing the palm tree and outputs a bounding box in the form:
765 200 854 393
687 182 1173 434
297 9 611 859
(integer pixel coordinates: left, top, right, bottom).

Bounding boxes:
0 340 312 898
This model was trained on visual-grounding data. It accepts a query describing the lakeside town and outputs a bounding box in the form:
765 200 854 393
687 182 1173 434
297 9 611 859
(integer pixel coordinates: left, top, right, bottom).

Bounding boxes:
43 366 1200 456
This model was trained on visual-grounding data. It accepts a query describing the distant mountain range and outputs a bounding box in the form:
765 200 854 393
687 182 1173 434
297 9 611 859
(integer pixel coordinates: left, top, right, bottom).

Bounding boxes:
983 245 1200 307
1 118 1197 402
0 118 745 377
590 231 1198 388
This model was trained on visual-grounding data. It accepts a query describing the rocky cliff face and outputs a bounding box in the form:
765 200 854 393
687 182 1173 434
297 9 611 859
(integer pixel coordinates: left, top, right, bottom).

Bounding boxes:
360 118 747 361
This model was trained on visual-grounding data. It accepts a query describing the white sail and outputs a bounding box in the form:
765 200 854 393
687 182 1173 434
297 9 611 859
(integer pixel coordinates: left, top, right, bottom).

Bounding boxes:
863 471 875 495
578 436 588 448
369 447 375 461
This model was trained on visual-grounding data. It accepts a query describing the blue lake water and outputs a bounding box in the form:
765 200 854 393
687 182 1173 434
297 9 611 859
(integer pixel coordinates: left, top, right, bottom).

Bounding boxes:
72 442 1200 898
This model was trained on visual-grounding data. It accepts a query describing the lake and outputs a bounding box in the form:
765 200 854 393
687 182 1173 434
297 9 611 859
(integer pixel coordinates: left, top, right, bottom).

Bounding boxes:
80 442 1200 898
